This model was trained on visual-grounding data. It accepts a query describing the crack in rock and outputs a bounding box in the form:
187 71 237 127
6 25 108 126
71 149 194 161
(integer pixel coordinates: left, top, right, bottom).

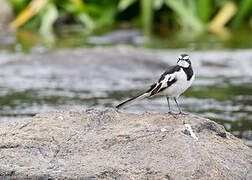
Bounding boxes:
0 144 19 149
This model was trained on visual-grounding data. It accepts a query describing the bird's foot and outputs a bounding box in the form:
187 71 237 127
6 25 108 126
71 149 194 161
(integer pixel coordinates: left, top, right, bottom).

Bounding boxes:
167 111 176 115
167 111 178 118
178 111 188 115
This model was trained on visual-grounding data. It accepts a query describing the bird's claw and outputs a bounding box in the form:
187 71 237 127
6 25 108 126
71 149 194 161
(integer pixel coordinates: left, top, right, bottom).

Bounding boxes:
167 111 175 115
178 112 188 115
167 111 178 118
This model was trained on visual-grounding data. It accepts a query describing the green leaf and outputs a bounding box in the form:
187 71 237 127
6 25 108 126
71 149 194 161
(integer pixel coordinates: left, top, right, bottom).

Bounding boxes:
153 0 164 10
197 0 212 23
96 6 117 27
118 0 137 11
232 0 252 27
164 0 204 31
186 0 197 16
39 3 58 35
76 13 95 31
9 0 29 13
140 0 153 36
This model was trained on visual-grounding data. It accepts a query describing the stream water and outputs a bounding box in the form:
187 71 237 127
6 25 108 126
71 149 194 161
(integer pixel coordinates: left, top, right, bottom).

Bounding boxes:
0 28 251 147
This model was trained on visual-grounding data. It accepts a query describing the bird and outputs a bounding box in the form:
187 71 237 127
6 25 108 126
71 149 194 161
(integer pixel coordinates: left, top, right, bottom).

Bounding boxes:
116 54 195 114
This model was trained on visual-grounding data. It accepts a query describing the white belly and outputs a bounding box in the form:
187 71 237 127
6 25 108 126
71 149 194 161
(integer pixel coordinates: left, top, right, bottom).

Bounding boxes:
161 70 194 98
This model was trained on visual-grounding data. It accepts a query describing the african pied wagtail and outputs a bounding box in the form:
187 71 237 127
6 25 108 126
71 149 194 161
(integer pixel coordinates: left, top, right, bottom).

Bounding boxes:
116 54 194 114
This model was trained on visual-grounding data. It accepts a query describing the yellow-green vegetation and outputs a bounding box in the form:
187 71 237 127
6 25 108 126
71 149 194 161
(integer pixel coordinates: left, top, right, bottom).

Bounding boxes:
8 0 252 36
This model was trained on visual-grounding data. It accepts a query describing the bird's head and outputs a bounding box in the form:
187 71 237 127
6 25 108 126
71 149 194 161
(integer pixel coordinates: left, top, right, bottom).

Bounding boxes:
177 54 191 68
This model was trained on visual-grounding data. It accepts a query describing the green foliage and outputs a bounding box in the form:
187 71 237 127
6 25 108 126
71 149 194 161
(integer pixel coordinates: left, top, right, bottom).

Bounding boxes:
140 0 153 36
40 3 58 35
9 0 30 14
232 0 252 28
153 0 164 10
8 0 252 35
197 0 212 23
118 0 137 11
164 0 204 31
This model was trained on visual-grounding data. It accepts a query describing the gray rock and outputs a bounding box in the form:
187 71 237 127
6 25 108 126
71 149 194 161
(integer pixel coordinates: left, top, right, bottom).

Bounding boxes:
0 108 251 179
0 0 13 27
0 0 14 46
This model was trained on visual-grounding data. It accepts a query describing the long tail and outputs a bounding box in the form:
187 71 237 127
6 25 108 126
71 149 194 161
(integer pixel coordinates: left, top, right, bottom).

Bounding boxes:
116 93 149 110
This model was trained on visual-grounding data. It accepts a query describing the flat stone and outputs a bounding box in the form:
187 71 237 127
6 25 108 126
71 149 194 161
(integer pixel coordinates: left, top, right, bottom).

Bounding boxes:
0 108 251 179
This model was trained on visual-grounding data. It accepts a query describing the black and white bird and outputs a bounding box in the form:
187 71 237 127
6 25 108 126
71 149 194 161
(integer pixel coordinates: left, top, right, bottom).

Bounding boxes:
116 54 195 114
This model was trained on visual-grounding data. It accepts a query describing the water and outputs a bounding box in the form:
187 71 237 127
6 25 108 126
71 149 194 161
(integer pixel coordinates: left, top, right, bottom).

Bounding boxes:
0 28 251 147
1 26 252 53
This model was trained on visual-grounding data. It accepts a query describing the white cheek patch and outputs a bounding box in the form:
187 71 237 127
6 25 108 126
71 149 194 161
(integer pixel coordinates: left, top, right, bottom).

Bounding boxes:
178 60 189 68
183 56 189 60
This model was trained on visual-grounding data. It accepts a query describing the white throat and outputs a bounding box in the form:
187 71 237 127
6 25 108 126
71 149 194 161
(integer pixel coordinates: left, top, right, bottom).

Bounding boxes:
178 60 190 68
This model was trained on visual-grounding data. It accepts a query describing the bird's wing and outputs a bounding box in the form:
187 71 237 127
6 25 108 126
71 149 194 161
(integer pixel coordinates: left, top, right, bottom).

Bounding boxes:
146 65 180 97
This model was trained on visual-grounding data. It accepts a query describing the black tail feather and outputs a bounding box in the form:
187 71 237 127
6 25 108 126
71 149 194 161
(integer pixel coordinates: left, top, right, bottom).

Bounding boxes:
116 93 146 109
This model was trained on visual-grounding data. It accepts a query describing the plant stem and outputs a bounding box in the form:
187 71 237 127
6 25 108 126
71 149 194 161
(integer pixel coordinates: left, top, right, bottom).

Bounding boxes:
140 0 153 36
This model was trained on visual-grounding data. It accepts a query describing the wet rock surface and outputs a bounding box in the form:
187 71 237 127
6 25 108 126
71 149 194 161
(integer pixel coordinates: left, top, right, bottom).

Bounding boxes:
0 108 251 179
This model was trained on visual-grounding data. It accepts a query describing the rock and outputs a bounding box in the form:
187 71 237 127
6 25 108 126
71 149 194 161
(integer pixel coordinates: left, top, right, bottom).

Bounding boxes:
0 0 13 27
0 0 14 45
0 108 251 179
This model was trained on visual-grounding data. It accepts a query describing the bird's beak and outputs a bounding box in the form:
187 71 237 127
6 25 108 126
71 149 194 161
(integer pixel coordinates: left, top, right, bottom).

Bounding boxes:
178 59 190 68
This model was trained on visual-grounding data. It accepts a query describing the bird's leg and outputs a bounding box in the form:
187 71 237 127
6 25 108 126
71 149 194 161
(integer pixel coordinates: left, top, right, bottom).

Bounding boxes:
166 97 172 114
174 98 187 115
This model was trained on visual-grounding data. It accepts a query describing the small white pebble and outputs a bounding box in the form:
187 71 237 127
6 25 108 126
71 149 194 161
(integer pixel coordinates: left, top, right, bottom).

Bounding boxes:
184 124 198 140
161 128 167 132
58 116 64 120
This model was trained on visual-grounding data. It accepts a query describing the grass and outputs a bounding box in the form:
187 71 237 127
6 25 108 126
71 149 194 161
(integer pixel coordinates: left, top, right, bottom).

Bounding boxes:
7 0 252 37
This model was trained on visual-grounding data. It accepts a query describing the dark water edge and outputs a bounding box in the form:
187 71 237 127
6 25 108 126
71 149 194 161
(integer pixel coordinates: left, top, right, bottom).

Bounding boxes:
0 26 252 53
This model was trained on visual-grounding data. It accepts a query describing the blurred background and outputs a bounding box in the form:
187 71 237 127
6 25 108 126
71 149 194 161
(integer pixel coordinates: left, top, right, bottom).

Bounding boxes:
0 0 251 146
